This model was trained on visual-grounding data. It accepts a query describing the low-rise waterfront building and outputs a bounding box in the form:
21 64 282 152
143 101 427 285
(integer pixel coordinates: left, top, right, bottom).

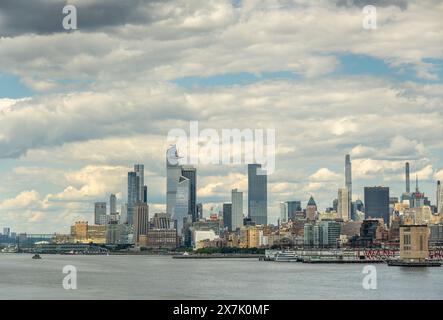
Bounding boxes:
399 225 429 262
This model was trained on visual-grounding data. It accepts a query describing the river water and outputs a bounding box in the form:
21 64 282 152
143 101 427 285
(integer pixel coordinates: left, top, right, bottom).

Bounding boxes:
0 254 442 300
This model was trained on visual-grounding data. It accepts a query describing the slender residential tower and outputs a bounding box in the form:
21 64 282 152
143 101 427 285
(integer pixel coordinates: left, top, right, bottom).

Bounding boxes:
437 180 443 214
345 154 352 219
406 162 411 194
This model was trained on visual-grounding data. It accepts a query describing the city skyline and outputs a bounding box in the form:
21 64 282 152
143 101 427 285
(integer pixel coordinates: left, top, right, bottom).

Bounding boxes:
1 149 442 234
1 0 443 234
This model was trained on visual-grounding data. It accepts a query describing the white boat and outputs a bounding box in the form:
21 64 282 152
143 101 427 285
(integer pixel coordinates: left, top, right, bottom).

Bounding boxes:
275 250 298 262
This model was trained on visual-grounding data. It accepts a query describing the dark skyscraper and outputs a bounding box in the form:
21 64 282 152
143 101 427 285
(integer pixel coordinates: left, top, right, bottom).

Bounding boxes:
248 164 267 225
405 162 410 193
143 185 148 203
181 166 197 222
223 203 232 231
287 201 302 220
364 186 390 225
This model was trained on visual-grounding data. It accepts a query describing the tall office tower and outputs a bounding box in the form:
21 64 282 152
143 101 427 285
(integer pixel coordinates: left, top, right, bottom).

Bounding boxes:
166 145 182 216
364 186 390 225
197 203 203 220
345 154 352 219
280 202 288 223
248 164 267 225
166 145 191 236
110 194 117 214
306 196 317 221
223 203 232 231
143 186 148 203
94 202 107 225
127 171 140 225
232 189 244 231
438 181 443 214
286 200 302 220
182 166 197 222
134 164 145 203
405 162 411 193
174 176 190 236
133 202 149 245
338 187 350 221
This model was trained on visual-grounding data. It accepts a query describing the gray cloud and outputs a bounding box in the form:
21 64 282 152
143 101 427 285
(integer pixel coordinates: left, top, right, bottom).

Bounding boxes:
0 0 169 36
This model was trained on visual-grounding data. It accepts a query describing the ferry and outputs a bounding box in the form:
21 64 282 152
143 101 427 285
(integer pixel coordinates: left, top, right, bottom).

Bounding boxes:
275 250 298 262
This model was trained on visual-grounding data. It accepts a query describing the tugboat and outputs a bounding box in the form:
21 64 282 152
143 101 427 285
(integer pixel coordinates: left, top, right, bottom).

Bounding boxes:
32 254 42 260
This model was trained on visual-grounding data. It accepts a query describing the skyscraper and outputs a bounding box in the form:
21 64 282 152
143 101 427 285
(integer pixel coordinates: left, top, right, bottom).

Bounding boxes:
134 164 145 203
127 171 140 225
167 145 183 216
364 186 390 225
143 186 148 203
110 194 117 214
232 189 244 231
406 162 411 193
94 202 107 225
338 187 349 221
182 166 197 222
133 202 149 245
437 181 443 214
401 162 413 206
306 196 317 221
345 154 352 219
248 164 267 225
174 176 190 236
280 202 288 223
223 203 232 231
166 145 192 236
286 200 302 220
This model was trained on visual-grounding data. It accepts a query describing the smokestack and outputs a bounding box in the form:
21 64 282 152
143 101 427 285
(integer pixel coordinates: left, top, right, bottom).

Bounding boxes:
405 162 410 193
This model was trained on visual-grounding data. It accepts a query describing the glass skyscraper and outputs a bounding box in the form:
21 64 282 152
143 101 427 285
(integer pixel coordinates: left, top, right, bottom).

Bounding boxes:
182 166 197 222
223 203 232 231
364 186 390 225
127 171 139 225
134 164 145 203
166 145 193 237
248 164 267 225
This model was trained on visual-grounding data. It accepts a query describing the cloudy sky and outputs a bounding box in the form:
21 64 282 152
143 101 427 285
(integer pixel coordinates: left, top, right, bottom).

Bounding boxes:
1 0 443 234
